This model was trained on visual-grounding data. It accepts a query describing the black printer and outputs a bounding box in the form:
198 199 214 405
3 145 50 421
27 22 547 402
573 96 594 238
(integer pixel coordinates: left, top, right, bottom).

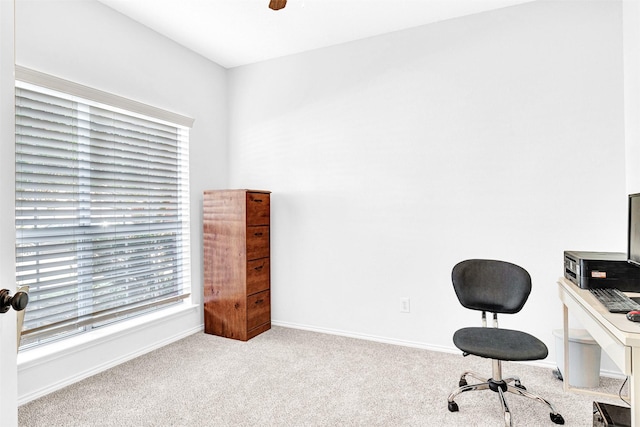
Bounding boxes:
564 251 640 292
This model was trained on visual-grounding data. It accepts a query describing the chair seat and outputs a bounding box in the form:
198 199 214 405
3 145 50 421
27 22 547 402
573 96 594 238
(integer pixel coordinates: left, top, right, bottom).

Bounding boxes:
453 327 548 361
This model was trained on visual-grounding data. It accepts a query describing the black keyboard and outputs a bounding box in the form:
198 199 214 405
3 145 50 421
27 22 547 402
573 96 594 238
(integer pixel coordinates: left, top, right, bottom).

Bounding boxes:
590 288 640 313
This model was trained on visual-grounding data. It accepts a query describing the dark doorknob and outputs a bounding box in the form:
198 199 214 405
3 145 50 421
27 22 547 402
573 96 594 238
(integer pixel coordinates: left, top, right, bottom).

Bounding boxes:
0 289 29 314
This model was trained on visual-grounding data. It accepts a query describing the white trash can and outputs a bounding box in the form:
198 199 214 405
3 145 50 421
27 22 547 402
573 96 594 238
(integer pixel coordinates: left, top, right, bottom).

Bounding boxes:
552 329 601 388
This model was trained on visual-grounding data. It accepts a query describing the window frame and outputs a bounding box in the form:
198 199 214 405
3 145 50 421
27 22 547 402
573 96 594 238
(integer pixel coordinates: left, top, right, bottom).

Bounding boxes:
15 67 194 349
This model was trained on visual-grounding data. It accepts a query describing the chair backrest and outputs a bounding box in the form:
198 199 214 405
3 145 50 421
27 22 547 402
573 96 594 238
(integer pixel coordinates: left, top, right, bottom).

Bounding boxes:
452 259 532 314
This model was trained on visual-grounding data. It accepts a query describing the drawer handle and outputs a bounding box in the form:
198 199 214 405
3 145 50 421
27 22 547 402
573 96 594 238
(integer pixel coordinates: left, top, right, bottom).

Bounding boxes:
254 265 264 272
253 199 263 203
255 299 264 305
254 232 263 237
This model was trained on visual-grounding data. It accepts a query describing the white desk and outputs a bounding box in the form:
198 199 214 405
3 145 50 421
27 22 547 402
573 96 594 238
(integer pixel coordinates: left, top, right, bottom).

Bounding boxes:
558 277 640 426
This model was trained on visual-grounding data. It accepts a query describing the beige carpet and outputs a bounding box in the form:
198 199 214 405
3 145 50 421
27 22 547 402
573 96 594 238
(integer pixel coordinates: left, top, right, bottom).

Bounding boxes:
19 326 626 426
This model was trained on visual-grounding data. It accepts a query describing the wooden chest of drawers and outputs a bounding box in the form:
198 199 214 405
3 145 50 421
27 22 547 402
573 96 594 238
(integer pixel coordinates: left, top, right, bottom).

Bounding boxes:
203 190 271 341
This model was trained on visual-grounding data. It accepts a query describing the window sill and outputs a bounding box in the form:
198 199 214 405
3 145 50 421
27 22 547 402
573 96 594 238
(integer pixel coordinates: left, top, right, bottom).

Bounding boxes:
17 302 199 369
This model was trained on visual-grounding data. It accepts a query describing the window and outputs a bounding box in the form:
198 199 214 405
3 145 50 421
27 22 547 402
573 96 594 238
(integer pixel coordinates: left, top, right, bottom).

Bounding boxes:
15 67 193 349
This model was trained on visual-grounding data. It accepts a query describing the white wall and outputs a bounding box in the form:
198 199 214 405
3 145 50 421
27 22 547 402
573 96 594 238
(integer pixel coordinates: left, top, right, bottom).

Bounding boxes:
625 0 640 193
228 0 627 364
15 0 227 402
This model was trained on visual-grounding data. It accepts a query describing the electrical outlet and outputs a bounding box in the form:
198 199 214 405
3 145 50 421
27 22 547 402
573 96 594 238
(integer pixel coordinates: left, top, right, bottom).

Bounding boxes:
400 297 410 313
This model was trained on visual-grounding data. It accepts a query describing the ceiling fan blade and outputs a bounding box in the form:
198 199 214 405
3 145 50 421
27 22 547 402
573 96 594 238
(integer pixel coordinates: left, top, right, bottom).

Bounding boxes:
269 0 287 11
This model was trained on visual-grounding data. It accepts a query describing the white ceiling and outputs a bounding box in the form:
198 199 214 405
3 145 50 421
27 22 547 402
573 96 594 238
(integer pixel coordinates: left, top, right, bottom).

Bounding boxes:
97 0 534 69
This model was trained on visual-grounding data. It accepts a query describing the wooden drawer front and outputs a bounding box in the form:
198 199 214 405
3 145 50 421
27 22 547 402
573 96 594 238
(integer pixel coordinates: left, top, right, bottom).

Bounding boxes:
246 226 269 260
246 192 270 226
247 290 270 331
247 258 270 295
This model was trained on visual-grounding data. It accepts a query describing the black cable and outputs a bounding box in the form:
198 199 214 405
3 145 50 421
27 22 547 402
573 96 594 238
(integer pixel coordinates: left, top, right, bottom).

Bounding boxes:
619 376 630 406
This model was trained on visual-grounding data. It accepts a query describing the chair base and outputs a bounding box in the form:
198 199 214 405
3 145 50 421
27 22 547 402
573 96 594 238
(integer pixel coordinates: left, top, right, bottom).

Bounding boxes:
447 367 565 426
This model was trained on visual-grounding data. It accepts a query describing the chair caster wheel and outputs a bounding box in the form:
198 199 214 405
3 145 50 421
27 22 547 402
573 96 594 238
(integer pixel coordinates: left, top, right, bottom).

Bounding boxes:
515 383 526 391
550 413 565 425
458 378 468 387
448 401 459 412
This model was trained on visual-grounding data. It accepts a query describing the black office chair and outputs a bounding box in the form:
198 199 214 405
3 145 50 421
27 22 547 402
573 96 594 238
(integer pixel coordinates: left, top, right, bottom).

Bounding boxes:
447 259 565 426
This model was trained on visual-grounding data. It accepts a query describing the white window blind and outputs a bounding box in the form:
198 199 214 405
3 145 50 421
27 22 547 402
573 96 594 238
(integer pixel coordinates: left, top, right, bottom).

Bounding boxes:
15 72 192 349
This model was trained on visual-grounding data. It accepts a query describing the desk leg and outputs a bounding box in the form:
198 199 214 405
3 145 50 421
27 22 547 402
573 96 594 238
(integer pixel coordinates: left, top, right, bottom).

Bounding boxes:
632 349 639 427
562 302 570 392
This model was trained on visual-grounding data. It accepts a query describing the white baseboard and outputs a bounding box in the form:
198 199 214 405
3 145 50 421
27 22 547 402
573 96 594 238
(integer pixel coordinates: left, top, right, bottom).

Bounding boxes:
272 319 461 353
18 304 203 405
